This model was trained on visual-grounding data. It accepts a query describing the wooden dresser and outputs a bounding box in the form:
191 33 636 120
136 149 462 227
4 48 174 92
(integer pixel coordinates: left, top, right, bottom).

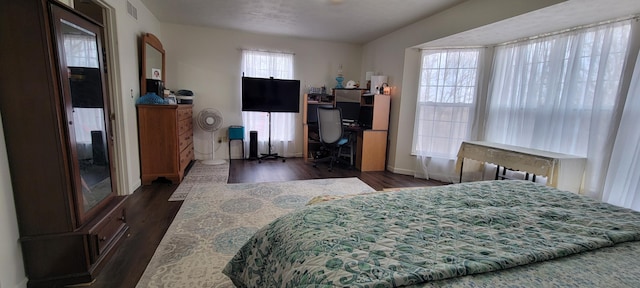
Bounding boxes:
137 104 194 185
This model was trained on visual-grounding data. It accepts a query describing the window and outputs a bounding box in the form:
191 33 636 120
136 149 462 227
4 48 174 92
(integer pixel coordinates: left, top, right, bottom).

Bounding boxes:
241 50 296 157
412 49 481 159
485 20 631 195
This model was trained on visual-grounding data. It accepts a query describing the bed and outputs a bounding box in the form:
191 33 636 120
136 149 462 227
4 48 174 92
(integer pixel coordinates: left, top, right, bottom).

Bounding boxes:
223 180 640 287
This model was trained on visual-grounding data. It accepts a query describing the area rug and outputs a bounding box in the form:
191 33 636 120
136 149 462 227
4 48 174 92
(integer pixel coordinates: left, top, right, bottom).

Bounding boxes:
168 161 229 201
136 177 376 288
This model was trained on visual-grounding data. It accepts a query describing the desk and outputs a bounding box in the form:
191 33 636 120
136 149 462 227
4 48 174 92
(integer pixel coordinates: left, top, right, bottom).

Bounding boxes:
340 125 361 167
302 93 389 172
456 141 586 193
338 125 388 172
356 130 388 171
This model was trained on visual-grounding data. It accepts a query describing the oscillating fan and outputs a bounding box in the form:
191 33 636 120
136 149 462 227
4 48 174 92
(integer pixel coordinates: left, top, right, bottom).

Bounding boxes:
196 108 226 165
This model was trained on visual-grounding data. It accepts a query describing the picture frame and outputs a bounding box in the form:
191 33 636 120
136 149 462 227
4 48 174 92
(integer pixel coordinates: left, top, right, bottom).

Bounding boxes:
151 68 161 80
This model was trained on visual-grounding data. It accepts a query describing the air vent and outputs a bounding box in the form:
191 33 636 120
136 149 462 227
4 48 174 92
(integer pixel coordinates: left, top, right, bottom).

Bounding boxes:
127 1 137 20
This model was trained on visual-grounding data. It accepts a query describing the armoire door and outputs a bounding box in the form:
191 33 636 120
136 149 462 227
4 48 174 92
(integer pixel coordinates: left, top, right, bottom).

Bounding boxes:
50 4 116 226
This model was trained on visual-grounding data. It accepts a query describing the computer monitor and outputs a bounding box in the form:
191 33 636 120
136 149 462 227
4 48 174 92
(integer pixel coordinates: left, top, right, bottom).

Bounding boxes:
336 101 361 123
307 103 333 123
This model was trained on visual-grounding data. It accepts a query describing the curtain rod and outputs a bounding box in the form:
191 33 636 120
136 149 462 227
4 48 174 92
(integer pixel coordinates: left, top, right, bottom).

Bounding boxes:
238 48 295 55
498 14 639 47
419 46 487 51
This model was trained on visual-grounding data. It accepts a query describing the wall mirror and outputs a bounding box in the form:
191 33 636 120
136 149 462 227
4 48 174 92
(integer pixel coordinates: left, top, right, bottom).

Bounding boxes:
140 33 165 95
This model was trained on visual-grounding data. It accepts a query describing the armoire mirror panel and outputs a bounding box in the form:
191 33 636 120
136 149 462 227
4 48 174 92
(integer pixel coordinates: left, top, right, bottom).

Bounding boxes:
59 19 114 215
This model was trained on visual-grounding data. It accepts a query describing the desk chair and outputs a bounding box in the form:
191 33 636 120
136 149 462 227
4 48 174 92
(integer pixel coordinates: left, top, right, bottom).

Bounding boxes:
314 106 349 171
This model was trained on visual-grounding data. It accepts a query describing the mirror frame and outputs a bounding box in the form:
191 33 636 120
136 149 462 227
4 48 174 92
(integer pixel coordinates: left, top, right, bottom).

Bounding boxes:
140 33 165 95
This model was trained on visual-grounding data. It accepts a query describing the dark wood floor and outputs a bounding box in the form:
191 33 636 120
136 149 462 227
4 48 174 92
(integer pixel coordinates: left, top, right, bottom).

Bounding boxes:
90 158 445 288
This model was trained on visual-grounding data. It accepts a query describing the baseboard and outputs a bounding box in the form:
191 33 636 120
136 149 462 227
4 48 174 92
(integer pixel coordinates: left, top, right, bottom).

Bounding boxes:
387 165 414 176
128 179 142 195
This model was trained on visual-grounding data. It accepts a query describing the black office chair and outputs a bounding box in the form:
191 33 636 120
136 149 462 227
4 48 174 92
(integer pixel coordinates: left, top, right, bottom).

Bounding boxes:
314 106 349 171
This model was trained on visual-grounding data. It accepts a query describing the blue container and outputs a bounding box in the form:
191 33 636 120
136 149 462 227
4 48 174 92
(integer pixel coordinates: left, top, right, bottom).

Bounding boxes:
228 126 245 140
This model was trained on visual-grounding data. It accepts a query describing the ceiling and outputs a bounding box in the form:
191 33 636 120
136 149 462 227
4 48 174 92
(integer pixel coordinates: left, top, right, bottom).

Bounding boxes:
139 0 466 44
421 0 640 48
139 0 640 46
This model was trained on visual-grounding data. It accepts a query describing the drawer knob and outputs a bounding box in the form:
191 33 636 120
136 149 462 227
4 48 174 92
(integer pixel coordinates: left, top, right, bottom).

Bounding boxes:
119 216 126 221
99 236 107 242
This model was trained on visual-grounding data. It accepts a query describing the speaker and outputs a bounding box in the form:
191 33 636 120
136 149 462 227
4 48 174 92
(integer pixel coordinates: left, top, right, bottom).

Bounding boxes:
91 130 107 165
249 130 258 160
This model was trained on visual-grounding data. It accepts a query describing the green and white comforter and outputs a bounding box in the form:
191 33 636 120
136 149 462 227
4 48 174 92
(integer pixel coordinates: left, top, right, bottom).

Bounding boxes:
223 180 640 287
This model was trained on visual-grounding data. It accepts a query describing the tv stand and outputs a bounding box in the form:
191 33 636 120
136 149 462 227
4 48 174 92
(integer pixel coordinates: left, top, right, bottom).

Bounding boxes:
258 112 286 163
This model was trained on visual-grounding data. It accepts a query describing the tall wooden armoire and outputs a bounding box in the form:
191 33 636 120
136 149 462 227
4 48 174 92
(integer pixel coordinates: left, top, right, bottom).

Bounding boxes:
0 1 129 287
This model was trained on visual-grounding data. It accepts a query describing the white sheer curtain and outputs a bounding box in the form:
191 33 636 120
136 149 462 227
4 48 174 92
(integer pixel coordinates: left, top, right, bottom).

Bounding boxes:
241 50 297 157
485 20 631 197
64 34 99 68
602 51 640 211
412 49 482 182
64 33 104 159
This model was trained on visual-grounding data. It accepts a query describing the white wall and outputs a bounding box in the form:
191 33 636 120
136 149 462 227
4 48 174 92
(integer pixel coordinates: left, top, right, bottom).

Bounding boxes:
360 0 565 176
100 0 163 193
161 24 363 160
0 116 26 288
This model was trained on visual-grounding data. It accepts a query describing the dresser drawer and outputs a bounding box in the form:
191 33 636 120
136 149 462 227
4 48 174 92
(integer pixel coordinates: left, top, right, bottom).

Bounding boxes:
90 203 127 261
177 106 192 121
178 117 192 136
178 130 193 153
180 143 194 172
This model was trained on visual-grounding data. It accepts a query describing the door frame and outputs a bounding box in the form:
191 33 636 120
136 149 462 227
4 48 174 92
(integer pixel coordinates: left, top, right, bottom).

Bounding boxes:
92 0 130 196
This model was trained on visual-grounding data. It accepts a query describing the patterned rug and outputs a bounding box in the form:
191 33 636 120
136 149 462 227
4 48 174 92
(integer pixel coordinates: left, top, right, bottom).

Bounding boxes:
136 177 376 287
168 161 230 201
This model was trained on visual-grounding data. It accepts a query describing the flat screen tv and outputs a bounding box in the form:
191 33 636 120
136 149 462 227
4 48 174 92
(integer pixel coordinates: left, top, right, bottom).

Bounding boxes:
69 66 103 108
242 77 300 113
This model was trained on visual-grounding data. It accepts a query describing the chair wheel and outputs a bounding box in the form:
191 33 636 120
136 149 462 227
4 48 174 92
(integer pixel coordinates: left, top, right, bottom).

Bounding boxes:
282 159 286 162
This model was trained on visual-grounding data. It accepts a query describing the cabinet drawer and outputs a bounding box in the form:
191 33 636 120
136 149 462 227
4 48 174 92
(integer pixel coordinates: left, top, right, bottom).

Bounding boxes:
180 144 194 172
178 117 192 136
91 205 126 258
177 106 192 121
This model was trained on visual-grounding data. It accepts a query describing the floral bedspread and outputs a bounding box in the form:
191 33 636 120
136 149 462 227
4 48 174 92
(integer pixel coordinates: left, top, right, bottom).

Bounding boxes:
223 180 640 287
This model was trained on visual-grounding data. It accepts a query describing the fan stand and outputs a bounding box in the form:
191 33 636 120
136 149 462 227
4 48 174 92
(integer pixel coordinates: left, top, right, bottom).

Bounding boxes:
202 130 226 165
